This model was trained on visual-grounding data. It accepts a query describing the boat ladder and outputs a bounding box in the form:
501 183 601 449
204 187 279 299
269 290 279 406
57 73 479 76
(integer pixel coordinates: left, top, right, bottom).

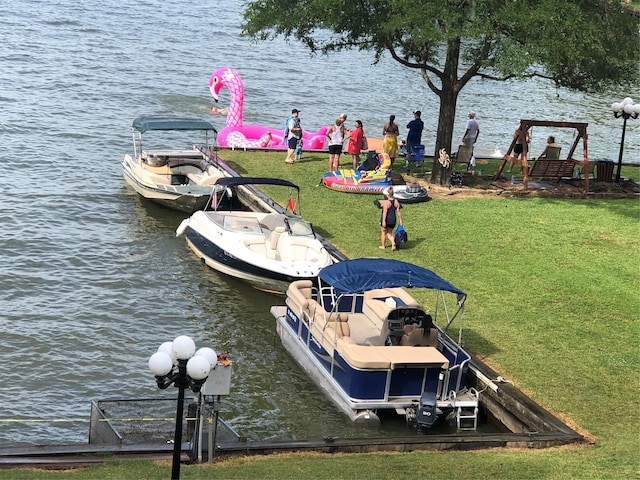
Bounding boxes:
448 388 479 430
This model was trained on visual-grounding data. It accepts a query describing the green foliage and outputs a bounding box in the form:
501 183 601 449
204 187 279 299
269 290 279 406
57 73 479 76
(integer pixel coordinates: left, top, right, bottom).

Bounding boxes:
243 0 639 88
242 0 640 185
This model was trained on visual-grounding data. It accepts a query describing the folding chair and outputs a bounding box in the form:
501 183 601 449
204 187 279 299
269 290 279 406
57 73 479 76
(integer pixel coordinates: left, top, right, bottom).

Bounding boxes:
453 145 473 171
405 144 425 174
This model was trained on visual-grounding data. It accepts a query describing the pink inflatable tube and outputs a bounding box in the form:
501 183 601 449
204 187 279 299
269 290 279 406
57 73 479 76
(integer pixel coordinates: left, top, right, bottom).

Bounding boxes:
209 67 328 150
217 125 328 150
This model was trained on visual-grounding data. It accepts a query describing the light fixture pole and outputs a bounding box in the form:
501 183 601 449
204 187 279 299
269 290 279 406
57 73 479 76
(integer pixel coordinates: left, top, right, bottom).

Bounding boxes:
149 336 217 480
611 97 640 184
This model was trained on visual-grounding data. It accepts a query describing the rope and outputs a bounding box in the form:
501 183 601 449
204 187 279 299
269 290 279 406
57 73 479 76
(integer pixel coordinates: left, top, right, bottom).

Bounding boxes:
0 417 199 424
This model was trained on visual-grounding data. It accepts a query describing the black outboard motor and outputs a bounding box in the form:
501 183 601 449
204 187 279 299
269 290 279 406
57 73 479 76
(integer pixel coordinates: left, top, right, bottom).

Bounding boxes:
416 391 438 430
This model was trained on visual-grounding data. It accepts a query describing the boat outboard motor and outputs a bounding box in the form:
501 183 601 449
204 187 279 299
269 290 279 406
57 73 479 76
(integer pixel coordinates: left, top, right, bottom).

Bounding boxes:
416 391 438 429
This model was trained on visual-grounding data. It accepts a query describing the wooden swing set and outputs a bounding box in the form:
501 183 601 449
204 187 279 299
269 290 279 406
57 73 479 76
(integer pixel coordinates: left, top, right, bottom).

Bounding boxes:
494 120 590 193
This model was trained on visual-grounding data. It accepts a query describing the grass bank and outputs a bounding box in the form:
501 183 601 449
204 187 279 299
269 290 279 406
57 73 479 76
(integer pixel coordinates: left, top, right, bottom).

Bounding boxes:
2 151 638 479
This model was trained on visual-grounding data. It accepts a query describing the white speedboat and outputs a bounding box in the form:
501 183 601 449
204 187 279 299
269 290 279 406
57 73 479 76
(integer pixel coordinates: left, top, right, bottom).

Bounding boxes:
271 258 479 430
122 116 225 213
176 177 333 294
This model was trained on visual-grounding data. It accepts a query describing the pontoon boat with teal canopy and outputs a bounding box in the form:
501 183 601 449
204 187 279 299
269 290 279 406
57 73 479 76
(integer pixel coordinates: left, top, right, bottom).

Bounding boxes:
122 116 224 213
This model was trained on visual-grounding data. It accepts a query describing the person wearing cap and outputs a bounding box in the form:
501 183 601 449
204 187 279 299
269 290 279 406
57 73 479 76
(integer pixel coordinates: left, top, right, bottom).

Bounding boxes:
462 111 480 148
406 111 424 156
285 109 302 164
462 111 480 170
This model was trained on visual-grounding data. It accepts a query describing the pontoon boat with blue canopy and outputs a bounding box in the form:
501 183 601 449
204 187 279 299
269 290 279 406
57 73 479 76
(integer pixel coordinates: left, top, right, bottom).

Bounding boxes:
271 258 479 430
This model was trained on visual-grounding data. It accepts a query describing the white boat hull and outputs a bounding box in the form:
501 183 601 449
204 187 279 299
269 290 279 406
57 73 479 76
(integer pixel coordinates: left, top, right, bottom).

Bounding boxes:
179 210 333 294
122 151 225 213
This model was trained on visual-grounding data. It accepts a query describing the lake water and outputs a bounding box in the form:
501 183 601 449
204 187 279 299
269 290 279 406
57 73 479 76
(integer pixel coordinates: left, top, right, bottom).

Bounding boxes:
0 0 637 447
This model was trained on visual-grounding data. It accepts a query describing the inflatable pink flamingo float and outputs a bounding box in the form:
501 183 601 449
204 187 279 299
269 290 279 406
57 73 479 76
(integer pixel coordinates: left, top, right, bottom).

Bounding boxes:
208 67 328 150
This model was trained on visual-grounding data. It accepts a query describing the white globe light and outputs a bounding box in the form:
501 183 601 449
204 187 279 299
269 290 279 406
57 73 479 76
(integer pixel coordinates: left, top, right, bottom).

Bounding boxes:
149 351 173 376
157 341 177 364
622 97 633 106
624 103 635 115
634 104 640 114
611 102 622 113
172 335 196 360
187 355 211 380
194 347 218 369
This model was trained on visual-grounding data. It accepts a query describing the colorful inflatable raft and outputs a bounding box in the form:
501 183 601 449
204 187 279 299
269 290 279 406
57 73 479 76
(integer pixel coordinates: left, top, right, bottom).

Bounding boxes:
321 152 392 194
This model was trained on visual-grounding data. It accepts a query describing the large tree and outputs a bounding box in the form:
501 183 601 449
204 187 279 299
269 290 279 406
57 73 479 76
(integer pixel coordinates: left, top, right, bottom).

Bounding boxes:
242 0 639 184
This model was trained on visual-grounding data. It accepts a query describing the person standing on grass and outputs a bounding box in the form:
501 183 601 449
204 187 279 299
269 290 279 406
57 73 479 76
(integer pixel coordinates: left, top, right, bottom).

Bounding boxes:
326 118 346 171
406 110 424 155
347 120 364 169
462 111 480 169
379 187 403 251
462 111 480 148
382 115 400 165
284 109 302 164
507 125 530 174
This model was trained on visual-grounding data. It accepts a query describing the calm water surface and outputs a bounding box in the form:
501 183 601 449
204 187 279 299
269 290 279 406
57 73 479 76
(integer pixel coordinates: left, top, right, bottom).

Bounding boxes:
0 0 637 447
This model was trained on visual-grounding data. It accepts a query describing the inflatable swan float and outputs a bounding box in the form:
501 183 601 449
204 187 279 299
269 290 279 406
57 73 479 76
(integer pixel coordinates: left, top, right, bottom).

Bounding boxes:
208 67 328 150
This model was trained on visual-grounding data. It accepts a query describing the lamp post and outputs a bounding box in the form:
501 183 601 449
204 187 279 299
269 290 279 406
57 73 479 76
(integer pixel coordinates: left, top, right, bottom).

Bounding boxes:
611 97 640 184
148 336 217 480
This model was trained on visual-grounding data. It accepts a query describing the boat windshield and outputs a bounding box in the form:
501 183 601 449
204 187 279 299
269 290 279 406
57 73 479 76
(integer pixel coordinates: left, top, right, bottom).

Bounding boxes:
286 217 314 237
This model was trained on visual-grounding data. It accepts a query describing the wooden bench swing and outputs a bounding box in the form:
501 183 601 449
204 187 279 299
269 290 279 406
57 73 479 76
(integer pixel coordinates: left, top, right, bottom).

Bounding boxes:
494 120 591 193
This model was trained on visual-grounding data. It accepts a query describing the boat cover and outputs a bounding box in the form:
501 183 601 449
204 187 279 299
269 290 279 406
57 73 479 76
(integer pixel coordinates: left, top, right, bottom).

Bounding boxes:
132 116 217 133
214 177 299 190
319 258 465 296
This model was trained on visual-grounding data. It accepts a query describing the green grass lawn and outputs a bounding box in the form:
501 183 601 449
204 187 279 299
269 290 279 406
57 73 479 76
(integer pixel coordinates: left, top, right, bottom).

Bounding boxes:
3 151 638 479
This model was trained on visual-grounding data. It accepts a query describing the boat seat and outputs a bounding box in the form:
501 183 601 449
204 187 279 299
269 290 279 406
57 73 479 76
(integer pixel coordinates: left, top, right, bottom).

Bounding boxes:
337 340 449 370
335 340 391 369
141 162 172 175
269 226 286 250
327 312 350 337
244 237 267 256
285 280 314 318
310 312 349 355
187 172 220 186
276 234 322 263
362 288 420 323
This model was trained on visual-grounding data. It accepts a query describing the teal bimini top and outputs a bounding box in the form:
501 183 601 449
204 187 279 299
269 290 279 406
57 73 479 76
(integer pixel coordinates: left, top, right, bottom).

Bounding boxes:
132 116 217 133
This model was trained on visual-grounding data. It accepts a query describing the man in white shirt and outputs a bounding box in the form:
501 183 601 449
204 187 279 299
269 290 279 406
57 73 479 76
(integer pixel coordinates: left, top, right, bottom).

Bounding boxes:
462 111 480 148
462 111 480 169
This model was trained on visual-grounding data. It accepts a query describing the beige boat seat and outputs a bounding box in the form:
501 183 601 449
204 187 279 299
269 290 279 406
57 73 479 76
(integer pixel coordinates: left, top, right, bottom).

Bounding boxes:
187 172 221 186
310 311 350 355
277 233 322 263
285 279 313 318
269 226 286 250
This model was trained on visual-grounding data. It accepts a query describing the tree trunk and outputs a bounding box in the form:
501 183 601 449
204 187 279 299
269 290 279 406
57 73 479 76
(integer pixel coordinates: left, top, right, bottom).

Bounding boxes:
430 39 460 186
